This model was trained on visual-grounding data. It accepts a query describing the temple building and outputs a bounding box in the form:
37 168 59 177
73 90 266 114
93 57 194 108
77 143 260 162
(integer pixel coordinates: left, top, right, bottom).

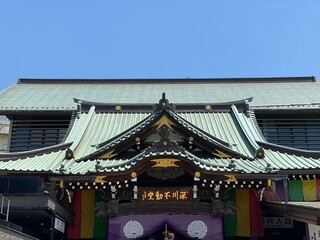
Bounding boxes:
0 77 320 239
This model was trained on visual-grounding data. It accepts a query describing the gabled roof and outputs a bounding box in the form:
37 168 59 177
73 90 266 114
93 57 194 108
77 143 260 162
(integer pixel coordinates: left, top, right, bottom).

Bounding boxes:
1 77 320 113
77 97 251 162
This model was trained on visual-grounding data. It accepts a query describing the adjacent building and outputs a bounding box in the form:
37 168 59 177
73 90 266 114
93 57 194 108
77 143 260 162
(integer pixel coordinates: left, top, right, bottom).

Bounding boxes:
0 77 319 240
0 119 9 152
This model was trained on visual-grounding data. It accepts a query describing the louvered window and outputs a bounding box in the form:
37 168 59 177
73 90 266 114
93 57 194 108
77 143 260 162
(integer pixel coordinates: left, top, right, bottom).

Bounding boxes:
10 115 71 152
256 113 320 151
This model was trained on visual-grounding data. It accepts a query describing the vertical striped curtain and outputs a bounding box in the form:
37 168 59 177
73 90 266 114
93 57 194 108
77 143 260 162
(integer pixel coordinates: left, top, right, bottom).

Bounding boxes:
67 190 108 239
288 180 320 201
224 188 263 238
67 189 265 239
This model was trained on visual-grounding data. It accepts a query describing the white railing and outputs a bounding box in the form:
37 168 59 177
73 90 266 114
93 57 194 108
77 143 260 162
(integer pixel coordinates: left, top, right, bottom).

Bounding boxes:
0 195 10 221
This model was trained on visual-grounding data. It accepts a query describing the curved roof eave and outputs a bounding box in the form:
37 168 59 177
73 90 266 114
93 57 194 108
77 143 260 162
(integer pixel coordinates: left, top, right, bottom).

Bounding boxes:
0 142 72 162
257 140 320 159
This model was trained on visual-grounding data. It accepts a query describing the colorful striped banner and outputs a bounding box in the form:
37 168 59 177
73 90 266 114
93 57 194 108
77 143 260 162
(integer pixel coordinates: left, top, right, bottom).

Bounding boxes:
67 190 108 239
224 188 264 238
68 189 264 239
275 180 320 202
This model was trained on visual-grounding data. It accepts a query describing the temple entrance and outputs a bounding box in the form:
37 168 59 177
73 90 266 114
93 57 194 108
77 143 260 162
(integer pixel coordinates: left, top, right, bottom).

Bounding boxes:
140 225 193 240
107 214 223 240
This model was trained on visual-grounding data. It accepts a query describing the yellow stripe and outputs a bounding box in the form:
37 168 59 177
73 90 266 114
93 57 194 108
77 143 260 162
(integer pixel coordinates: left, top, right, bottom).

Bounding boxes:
80 190 95 238
303 180 317 201
236 189 250 236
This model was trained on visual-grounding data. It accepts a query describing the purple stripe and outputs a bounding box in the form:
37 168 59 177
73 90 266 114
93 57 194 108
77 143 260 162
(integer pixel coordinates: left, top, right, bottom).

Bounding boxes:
275 180 285 201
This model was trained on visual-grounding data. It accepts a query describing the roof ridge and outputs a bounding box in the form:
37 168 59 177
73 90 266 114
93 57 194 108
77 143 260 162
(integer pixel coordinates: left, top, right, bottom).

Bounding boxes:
69 106 96 152
231 105 261 154
18 76 316 84
257 140 320 158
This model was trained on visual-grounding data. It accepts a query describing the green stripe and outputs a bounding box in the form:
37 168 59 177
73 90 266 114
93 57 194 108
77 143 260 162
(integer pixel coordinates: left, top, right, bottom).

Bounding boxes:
289 180 303 201
93 190 108 238
224 189 237 237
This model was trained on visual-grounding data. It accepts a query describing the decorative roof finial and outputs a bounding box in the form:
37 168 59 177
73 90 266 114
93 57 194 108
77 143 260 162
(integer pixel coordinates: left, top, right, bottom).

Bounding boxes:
59 164 66 173
65 148 74 160
95 160 103 171
265 163 273 172
255 147 265 159
159 92 169 107
76 101 82 119
153 93 176 112
228 159 236 169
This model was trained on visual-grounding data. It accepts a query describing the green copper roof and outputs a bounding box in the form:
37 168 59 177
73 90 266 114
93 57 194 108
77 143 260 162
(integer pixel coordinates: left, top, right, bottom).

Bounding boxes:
1 77 320 112
0 100 320 176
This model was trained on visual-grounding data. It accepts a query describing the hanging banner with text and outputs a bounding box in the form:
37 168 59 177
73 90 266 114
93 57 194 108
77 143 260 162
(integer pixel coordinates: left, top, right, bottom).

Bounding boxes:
139 187 192 202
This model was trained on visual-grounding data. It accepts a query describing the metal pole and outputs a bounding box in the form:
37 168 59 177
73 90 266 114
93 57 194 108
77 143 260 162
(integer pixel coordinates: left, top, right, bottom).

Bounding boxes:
1 195 4 213
164 224 168 240
50 214 55 240
6 199 9 222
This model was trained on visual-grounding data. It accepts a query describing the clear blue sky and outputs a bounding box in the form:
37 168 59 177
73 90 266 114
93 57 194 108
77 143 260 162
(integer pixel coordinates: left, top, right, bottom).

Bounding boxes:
1 1 320 91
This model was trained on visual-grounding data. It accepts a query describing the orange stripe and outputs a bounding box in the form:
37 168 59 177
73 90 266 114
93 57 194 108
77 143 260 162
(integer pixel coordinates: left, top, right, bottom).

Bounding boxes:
236 189 250 236
303 180 317 201
80 190 95 238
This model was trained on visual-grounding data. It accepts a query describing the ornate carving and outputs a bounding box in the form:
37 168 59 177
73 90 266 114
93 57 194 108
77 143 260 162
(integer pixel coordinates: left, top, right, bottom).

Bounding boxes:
99 149 117 159
211 200 236 215
92 197 238 216
107 200 119 216
151 158 180 168
147 167 185 180
148 124 182 153
212 149 232 158
153 115 175 130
